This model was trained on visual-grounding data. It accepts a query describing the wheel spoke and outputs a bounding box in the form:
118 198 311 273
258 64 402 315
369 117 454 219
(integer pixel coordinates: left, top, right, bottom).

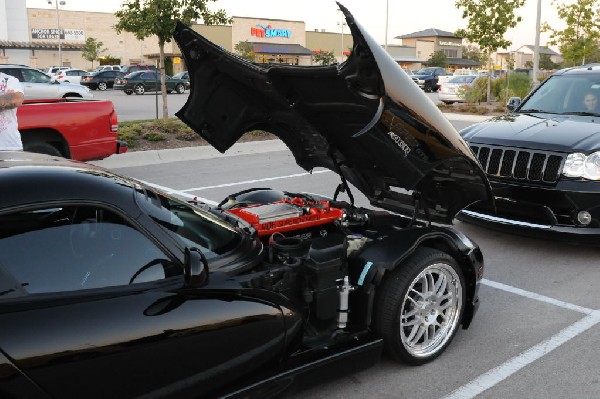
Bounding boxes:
408 325 426 346
435 273 448 296
401 308 418 320
410 288 425 298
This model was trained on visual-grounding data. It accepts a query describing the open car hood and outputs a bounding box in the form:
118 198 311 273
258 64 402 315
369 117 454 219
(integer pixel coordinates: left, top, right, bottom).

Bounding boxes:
173 3 491 224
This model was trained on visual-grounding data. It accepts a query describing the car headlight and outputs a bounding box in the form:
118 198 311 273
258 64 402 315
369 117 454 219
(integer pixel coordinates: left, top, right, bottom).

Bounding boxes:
563 152 600 179
417 79 425 84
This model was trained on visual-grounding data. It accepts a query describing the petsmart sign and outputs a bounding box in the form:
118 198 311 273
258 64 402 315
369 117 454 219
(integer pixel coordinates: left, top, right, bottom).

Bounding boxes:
251 24 292 39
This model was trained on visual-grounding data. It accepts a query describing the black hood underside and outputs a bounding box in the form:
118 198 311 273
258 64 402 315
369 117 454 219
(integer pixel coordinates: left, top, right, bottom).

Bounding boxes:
173 3 491 224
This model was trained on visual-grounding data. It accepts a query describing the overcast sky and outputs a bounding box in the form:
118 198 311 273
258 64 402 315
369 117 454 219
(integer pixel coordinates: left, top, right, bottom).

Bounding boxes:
27 0 572 52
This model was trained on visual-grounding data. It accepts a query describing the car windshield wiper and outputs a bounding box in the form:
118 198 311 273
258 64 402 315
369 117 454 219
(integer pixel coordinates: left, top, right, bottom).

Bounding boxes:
517 109 551 114
560 111 600 116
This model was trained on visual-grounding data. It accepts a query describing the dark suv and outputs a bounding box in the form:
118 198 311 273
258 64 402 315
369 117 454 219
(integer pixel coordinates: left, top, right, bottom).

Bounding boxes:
459 64 600 243
120 65 157 75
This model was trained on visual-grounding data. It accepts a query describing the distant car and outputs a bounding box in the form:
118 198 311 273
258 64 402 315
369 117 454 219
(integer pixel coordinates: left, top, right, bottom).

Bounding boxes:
172 71 190 89
120 65 157 75
93 65 122 73
438 75 482 104
81 70 125 91
411 67 449 92
459 64 600 243
113 71 187 95
51 68 89 85
44 66 70 76
0 65 92 99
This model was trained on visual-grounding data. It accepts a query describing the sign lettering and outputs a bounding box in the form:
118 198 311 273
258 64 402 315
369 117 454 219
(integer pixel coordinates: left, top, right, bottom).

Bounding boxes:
31 28 85 41
251 24 291 39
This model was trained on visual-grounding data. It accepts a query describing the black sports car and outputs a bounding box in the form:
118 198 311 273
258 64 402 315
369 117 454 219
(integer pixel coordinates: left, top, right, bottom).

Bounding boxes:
0 4 491 398
80 70 125 91
459 64 600 243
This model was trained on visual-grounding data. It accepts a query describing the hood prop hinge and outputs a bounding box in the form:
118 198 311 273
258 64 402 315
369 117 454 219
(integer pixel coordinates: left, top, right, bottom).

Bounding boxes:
410 192 432 227
329 147 355 206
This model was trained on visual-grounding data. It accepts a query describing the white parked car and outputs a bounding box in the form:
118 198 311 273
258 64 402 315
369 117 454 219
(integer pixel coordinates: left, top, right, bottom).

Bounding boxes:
438 74 482 104
51 69 89 85
44 66 70 76
0 65 92 99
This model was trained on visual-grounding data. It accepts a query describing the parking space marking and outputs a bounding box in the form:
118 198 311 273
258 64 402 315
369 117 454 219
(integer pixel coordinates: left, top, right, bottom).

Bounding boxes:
179 170 332 193
442 280 600 399
482 279 594 314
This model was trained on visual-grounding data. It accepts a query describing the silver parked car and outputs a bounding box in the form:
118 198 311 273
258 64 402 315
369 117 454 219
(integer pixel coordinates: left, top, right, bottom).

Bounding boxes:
0 65 92 99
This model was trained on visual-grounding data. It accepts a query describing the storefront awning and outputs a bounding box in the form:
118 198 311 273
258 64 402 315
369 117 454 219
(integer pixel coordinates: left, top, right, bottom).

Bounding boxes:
252 42 313 56
0 40 84 50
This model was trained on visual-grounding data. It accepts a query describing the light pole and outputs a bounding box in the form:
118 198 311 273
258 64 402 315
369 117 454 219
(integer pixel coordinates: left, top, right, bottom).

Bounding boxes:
48 0 66 66
384 0 389 51
337 19 347 61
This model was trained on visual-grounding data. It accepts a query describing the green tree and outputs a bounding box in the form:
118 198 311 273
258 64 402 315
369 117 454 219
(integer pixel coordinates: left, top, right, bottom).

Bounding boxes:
426 51 447 67
455 0 526 102
114 0 231 120
462 44 485 64
312 50 336 65
234 41 255 62
81 37 107 69
542 0 600 67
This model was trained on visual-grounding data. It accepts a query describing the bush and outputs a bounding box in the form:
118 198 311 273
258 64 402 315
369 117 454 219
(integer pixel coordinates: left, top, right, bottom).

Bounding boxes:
462 77 488 103
493 73 533 102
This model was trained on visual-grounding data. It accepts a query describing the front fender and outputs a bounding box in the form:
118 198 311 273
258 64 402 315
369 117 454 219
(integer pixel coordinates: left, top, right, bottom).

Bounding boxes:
349 226 483 328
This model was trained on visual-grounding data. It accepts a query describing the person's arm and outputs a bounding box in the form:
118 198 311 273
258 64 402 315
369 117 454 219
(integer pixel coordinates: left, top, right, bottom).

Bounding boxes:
0 90 24 111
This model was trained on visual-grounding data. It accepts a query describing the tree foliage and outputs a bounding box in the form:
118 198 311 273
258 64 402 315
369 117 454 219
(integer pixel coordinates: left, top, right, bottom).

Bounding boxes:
312 50 336 65
234 41 255 62
461 44 485 64
426 51 447 67
455 0 526 101
541 0 600 67
81 37 107 68
114 0 231 120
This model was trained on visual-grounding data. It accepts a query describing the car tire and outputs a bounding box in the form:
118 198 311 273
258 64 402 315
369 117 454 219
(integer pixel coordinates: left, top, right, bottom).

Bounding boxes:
175 83 185 94
98 82 107 91
373 247 465 365
442 101 454 105
24 142 62 157
125 90 133 95
134 84 145 95
63 94 82 98
424 83 432 93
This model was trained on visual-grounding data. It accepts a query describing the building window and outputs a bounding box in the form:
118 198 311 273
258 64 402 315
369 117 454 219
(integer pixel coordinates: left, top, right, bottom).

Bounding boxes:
442 49 458 58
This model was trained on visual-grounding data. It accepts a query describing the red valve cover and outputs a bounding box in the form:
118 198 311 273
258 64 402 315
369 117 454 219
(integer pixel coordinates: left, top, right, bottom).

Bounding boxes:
226 198 344 236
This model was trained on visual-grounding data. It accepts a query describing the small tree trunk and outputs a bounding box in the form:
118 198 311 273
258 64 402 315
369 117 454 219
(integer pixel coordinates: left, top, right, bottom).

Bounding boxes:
486 52 492 103
159 44 168 121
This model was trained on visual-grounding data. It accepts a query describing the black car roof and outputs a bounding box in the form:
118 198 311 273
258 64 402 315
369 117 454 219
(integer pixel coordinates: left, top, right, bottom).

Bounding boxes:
0 152 139 211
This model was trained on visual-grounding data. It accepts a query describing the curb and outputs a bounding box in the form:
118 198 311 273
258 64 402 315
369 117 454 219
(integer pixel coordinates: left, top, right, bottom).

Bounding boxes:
93 113 490 169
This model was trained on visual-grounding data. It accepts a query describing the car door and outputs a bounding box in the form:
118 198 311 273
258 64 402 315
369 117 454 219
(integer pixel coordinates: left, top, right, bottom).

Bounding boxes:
102 70 117 87
20 68 60 99
141 71 159 91
0 203 286 398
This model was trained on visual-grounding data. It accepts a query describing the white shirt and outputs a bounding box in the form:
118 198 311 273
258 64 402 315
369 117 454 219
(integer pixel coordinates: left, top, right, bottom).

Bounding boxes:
0 72 24 151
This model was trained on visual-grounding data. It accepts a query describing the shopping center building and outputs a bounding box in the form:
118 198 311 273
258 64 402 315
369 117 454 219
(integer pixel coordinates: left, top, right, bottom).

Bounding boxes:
1 1 483 73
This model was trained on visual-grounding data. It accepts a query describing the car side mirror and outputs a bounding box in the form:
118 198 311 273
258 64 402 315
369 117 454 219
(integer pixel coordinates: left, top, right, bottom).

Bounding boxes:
184 247 208 288
506 97 521 112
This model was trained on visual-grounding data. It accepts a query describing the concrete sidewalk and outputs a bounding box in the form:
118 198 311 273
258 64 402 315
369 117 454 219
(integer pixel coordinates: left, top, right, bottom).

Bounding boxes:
92 112 492 169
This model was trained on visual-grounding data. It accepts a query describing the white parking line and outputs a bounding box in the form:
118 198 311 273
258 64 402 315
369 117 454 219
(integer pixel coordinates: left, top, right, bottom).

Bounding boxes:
441 280 599 399
179 170 332 192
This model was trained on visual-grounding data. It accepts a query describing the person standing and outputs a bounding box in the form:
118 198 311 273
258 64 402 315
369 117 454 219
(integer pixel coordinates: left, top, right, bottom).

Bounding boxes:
0 72 25 151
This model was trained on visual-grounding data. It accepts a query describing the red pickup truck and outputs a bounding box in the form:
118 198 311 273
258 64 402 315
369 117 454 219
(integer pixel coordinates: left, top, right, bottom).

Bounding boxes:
17 98 128 161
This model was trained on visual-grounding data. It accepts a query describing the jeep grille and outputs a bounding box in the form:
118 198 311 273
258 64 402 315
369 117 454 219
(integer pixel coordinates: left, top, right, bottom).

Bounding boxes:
470 145 564 184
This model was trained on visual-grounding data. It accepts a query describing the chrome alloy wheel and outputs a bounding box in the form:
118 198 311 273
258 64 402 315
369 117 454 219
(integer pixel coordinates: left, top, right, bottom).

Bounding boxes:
399 262 463 358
